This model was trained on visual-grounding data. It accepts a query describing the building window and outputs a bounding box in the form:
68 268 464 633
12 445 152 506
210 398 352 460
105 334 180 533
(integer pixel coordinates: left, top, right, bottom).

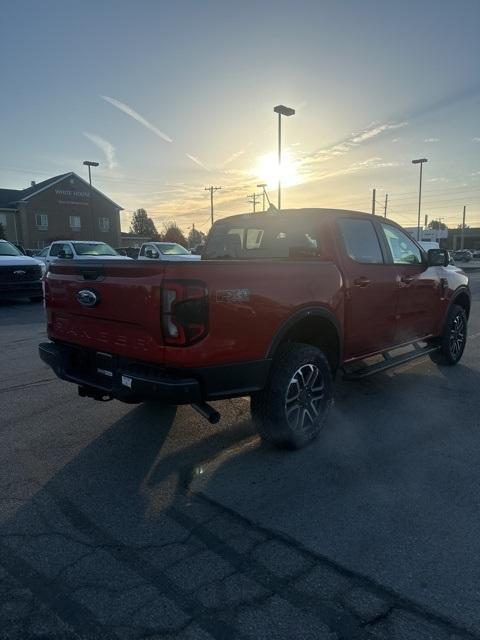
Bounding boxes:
35 213 48 230
98 217 110 232
69 215 81 231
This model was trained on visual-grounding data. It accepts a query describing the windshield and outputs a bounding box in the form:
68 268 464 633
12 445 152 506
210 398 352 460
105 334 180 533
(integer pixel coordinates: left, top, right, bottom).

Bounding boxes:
73 243 118 256
0 241 23 257
204 214 321 260
156 243 190 255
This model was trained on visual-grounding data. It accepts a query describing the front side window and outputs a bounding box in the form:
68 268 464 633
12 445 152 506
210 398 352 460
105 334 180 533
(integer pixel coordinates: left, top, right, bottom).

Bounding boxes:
70 215 81 230
338 218 384 264
381 224 422 265
50 243 72 257
35 213 48 230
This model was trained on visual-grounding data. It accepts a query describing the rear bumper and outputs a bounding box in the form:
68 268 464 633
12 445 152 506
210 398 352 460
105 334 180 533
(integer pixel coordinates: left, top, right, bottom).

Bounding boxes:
39 341 271 405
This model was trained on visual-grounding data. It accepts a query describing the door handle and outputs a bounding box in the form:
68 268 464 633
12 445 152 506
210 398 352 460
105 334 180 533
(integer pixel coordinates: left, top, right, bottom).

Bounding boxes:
400 275 414 285
353 277 371 287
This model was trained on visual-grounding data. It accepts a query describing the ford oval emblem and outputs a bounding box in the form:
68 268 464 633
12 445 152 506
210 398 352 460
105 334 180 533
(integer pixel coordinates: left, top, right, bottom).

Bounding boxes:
76 289 99 308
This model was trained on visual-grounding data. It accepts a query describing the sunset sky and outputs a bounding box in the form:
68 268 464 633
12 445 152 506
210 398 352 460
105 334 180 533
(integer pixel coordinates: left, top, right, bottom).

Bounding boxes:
1 0 479 234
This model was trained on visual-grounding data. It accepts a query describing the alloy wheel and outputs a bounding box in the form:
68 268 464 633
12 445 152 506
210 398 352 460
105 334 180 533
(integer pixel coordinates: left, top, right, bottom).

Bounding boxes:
449 314 465 359
284 364 325 432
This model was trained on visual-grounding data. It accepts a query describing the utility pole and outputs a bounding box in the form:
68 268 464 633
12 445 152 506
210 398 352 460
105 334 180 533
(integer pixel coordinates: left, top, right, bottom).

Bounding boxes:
461 205 466 250
372 189 376 215
247 192 262 214
204 186 221 227
384 193 388 218
424 214 428 228
257 183 267 212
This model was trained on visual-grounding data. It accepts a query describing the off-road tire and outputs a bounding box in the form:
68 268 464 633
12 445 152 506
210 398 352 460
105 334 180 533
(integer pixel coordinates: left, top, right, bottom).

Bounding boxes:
429 304 467 366
251 343 333 450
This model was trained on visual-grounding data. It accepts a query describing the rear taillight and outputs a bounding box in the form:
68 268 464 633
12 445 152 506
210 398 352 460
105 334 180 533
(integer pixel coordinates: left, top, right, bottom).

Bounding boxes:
161 280 209 346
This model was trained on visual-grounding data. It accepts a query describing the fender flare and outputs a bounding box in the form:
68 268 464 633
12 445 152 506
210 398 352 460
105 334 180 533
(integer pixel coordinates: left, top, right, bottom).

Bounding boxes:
439 286 471 334
266 306 343 360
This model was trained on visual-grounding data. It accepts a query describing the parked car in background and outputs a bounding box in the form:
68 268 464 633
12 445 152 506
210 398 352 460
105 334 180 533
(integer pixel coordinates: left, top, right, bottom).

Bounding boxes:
452 249 473 262
115 246 140 259
0 239 45 302
472 250 480 260
137 242 201 261
35 241 132 268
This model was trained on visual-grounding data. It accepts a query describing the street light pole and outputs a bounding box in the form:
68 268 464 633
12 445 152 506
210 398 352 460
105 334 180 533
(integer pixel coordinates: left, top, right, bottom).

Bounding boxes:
83 160 99 238
412 158 428 240
273 105 295 210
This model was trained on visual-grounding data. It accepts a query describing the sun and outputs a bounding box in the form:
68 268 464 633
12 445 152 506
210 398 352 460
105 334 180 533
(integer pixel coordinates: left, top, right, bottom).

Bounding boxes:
253 151 301 190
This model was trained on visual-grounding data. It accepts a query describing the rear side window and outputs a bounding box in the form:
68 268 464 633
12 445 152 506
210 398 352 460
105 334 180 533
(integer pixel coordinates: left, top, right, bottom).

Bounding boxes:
338 219 384 264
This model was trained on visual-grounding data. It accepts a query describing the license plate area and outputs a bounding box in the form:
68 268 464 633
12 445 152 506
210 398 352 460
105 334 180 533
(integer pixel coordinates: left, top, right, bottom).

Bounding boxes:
64 347 116 388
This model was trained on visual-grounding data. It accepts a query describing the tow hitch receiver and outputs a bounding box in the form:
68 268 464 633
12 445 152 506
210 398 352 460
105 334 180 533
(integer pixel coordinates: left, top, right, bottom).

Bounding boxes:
191 402 221 424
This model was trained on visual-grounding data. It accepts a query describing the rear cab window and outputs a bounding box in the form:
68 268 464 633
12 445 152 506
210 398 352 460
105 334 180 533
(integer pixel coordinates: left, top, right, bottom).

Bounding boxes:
204 213 322 260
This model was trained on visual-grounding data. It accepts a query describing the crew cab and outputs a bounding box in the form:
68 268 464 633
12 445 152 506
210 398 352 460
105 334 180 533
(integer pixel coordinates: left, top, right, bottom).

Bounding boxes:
0 239 45 302
137 242 201 261
36 241 131 267
39 209 470 449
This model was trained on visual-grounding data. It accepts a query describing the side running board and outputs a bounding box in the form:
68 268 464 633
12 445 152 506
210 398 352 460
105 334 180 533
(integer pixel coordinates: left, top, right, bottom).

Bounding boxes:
343 342 440 380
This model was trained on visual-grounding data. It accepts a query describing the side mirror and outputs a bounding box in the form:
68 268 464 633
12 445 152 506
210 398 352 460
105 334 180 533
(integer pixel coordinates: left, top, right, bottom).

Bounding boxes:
427 248 449 267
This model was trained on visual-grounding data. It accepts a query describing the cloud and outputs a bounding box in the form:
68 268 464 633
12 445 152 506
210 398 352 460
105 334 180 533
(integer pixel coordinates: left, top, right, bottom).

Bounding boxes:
83 132 117 170
100 95 173 143
424 137 440 143
351 121 408 144
185 153 208 169
305 120 408 168
391 138 401 143
473 137 480 143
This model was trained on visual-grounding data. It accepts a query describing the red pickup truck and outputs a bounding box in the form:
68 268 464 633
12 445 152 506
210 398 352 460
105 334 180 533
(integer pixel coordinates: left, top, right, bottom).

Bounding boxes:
39 208 470 449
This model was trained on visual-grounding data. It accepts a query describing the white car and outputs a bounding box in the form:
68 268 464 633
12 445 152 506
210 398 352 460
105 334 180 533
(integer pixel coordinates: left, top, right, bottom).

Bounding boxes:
36 241 132 267
137 242 201 261
0 239 46 302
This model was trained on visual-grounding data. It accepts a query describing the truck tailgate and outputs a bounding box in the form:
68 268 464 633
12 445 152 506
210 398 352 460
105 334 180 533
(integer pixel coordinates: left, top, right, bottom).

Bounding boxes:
46 260 167 363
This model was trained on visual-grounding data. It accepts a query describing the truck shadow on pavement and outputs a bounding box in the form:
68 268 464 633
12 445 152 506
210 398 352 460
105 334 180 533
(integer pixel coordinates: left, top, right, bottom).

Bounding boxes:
3 362 480 638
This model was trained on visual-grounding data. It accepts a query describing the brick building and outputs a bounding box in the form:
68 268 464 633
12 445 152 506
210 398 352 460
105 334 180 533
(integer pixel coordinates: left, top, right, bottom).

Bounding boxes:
0 172 122 249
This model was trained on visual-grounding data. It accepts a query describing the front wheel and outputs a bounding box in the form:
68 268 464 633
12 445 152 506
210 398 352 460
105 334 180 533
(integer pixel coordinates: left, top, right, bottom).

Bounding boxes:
251 343 333 450
429 304 467 366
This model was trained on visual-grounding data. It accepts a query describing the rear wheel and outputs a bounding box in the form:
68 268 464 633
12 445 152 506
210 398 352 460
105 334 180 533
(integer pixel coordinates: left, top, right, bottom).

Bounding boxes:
251 343 333 450
429 304 467 366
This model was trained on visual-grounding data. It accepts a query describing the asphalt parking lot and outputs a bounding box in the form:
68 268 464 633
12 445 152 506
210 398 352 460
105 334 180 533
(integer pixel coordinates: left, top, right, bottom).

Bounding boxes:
1 274 480 640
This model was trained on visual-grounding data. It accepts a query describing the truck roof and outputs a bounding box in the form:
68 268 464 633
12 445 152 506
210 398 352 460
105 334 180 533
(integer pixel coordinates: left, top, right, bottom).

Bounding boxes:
213 208 395 225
